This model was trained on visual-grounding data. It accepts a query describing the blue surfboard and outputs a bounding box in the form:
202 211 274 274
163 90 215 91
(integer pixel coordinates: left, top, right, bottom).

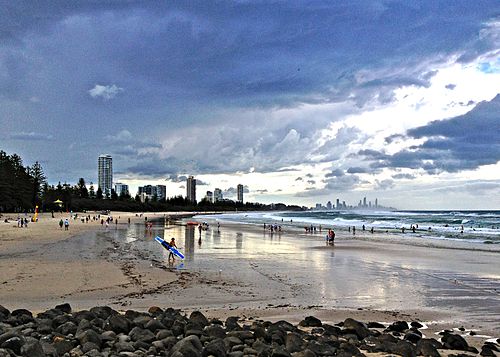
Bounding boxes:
155 236 185 260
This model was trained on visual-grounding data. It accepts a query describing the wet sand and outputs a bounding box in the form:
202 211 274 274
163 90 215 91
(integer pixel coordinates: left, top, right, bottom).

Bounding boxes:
0 212 498 349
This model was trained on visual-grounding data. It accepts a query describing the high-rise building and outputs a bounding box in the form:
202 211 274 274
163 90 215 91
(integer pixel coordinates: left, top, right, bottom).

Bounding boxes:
363 197 367 208
114 183 129 197
375 198 378 208
326 201 332 210
214 188 223 202
205 191 213 203
237 184 244 203
156 185 166 201
186 176 196 203
98 154 113 197
336 198 340 209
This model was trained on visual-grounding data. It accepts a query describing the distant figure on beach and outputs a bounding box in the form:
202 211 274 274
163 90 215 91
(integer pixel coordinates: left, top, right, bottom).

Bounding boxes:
402 227 405 233
327 229 335 244
64 219 69 231
412 226 416 233
370 227 374 234
167 238 177 261
217 222 220 232
59 219 63 229
198 224 202 235
128 217 131 225
362 225 365 231
352 226 355 235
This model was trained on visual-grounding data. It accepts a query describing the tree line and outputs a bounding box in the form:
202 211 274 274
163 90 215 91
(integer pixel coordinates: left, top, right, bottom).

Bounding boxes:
0 150 304 213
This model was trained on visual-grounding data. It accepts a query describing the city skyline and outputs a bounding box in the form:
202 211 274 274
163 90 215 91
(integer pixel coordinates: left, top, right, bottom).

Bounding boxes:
1 3 499 209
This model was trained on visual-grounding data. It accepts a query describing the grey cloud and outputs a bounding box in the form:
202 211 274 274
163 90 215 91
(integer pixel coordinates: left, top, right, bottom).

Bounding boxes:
445 83 456 90
363 95 500 174
325 169 345 178
255 189 268 194
307 180 316 185
166 174 188 183
375 179 395 190
305 174 314 178
295 174 361 197
295 177 303 181
347 167 368 174
392 173 416 179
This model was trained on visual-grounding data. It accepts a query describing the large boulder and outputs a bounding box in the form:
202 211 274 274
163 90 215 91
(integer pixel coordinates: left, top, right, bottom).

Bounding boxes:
299 316 322 328
169 335 203 357
189 311 209 328
441 333 468 350
343 318 371 339
106 315 131 334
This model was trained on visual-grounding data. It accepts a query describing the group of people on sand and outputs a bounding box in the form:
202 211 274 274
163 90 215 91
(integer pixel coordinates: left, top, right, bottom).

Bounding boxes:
264 223 282 232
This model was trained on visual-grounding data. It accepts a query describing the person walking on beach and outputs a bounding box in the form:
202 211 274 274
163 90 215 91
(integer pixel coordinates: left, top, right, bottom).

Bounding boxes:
167 238 177 261
64 219 69 231
59 219 63 229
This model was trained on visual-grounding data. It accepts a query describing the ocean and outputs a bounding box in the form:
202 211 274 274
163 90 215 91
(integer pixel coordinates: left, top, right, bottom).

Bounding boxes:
196 210 500 246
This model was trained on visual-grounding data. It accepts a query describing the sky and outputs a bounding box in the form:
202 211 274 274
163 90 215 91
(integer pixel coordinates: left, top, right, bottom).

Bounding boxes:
1 1 499 209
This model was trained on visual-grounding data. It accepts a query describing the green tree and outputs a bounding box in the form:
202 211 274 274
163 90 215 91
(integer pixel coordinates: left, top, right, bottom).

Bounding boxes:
29 161 46 206
96 187 103 199
89 182 95 198
111 189 118 200
76 178 89 198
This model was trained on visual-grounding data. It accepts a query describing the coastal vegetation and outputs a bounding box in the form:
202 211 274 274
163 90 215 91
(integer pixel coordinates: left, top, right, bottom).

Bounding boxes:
0 150 302 213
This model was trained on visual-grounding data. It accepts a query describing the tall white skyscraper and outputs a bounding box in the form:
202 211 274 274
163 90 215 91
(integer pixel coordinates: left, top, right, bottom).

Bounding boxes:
186 176 196 203
237 184 244 203
214 188 223 202
98 154 113 197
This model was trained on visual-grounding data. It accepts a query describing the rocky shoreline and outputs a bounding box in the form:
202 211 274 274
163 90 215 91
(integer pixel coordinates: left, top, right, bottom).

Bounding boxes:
0 304 498 357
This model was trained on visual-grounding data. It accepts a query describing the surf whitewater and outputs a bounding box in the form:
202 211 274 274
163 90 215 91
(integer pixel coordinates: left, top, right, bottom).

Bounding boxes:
196 210 500 246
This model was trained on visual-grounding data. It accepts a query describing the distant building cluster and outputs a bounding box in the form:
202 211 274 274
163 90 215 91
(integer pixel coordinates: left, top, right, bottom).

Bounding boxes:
315 196 384 210
138 184 167 203
97 155 246 203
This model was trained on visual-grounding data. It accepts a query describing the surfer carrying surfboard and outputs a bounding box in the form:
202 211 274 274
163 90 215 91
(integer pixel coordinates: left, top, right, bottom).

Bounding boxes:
167 238 177 261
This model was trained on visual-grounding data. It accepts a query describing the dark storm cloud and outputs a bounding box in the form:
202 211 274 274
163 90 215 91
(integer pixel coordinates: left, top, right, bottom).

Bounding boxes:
296 174 361 197
166 175 188 183
360 95 500 173
1 1 498 183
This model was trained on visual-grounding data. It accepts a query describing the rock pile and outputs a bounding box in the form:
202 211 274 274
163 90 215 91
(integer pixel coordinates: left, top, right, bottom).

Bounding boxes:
0 304 498 356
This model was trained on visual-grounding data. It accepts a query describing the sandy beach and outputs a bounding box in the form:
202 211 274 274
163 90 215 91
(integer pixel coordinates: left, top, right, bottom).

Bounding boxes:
1 211 499 354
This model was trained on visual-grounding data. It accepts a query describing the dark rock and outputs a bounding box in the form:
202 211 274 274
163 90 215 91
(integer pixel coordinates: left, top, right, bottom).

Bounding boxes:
203 338 226 357
343 318 371 339
285 332 303 353
0 349 9 357
53 337 74 355
224 336 242 350
481 345 497 356
225 317 241 331
404 331 422 343
11 309 32 318
77 328 102 347
392 340 417 357
299 316 322 328
271 345 292 356
90 306 117 320
128 327 155 343
185 329 203 337
57 321 77 336
441 333 469 350
20 337 44 357
252 339 271 355
1 336 24 355
114 341 135 353
310 327 324 334
367 321 385 329
100 330 116 342
0 307 10 319
156 329 173 340
36 320 53 335
148 306 163 316
106 315 131 334
483 342 499 352
81 341 100 353
227 352 244 357
386 320 409 332
410 321 424 329
170 335 203 357
339 342 363 356
189 311 209 327
291 349 316 357
304 340 335 356
268 320 295 333
54 303 72 314
73 310 97 323
416 338 442 357
205 325 226 339
144 318 165 332
52 314 70 327
132 315 152 328
321 324 341 336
